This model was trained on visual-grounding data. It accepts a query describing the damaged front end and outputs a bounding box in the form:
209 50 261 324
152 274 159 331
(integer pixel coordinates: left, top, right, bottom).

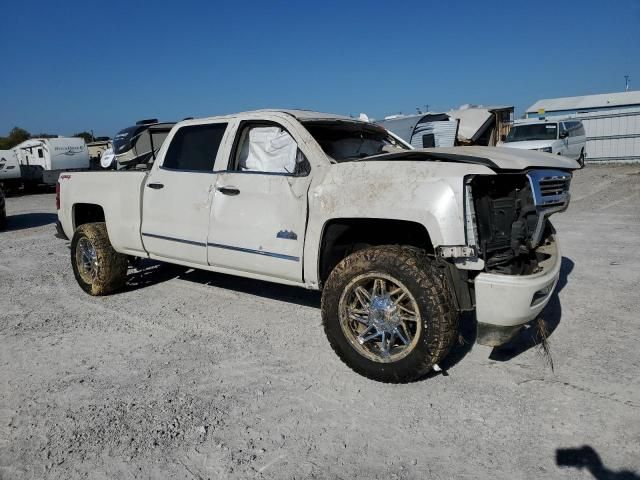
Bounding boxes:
460 169 571 346
468 169 571 275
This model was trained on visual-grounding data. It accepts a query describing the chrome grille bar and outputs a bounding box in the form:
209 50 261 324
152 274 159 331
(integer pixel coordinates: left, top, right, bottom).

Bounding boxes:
527 169 572 247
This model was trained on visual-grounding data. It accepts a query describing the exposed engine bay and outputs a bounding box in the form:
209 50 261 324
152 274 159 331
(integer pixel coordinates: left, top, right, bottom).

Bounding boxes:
470 170 571 274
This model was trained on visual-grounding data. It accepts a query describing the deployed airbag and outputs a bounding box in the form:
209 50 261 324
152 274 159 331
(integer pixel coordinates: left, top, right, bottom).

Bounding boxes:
239 127 298 173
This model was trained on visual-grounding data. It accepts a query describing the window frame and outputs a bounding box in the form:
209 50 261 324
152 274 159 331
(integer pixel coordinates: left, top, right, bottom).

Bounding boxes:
159 122 229 174
218 120 310 177
559 122 568 139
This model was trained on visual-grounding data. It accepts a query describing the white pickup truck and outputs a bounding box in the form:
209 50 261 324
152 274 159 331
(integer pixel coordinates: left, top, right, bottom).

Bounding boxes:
57 109 578 382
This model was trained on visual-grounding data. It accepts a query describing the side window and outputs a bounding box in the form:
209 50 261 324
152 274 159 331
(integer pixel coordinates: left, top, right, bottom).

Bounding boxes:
559 123 567 137
38 148 44 158
576 122 586 137
422 134 435 148
231 123 309 175
163 123 227 171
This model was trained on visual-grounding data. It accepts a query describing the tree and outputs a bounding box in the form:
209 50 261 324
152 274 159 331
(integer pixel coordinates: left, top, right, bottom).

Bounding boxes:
0 127 31 149
73 131 94 144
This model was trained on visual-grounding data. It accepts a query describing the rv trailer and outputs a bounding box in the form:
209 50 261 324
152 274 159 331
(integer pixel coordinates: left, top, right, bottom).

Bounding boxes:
378 105 513 148
0 149 21 189
113 119 175 169
13 137 90 185
87 139 112 160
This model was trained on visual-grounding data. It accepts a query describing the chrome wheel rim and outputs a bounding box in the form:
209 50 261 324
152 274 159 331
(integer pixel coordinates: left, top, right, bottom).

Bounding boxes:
339 273 422 363
76 237 98 283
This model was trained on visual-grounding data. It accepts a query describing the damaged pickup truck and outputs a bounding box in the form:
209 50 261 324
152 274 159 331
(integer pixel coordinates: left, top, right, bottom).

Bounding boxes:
56 109 578 382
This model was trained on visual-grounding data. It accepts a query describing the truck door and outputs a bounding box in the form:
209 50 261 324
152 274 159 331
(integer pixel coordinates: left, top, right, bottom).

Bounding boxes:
207 121 311 283
140 121 230 265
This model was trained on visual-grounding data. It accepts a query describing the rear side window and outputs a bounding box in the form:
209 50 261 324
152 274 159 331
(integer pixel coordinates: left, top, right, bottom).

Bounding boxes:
163 123 227 171
565 121 585 137
567 122 577 137
38 148 44 158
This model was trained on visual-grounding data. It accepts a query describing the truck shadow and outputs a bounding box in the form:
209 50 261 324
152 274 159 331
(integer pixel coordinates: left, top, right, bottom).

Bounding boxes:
488 256 574 362
124 260 321 309
556 445 639 479
429 256 575 377
2 212 58 232
124 257 574 379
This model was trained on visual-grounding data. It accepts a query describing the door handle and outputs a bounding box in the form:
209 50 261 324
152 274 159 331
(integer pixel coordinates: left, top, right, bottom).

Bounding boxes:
147 183 164 189
217 186 240 196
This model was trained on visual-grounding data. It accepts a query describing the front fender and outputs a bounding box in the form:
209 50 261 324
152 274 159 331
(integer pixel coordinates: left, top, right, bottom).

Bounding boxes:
302 161 493 287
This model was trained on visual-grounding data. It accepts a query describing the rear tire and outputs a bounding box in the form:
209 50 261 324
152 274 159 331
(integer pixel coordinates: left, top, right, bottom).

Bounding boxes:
71 222 128 295
321 246 458 383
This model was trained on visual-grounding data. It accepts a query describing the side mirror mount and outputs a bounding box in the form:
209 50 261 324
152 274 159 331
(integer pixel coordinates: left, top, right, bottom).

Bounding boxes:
559 131 569 139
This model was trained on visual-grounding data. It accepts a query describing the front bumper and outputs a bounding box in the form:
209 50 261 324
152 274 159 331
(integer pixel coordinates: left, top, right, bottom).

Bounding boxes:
474 235 561 338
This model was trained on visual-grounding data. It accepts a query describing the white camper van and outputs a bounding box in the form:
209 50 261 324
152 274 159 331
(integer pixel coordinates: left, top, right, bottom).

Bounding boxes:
0 149 21 188
13 137 90 185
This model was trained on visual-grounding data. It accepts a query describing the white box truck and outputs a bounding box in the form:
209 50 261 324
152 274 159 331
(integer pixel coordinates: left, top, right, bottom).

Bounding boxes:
13 137 90 186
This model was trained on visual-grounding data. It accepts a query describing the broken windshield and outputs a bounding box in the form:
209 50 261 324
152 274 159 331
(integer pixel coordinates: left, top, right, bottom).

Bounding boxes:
303 121 409 162
505 123 558 142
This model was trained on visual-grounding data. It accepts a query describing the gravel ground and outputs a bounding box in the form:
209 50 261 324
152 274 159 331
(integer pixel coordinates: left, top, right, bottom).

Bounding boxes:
1 165 639 479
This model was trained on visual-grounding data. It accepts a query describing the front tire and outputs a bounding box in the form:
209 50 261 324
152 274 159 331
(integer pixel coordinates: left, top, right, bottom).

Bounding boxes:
578 149 585 168
321 246 458 383
71 222 128 295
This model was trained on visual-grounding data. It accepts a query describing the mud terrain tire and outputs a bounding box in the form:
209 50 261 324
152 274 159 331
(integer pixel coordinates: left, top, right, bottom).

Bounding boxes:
71 222 128 295
321 246 458 383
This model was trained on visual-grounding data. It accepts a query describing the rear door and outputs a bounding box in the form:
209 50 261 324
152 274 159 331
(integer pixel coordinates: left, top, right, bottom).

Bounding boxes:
207 120 311 282
141 121 230 265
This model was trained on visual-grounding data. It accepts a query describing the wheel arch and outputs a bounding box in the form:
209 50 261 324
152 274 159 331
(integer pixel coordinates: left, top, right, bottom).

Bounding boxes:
317 217 434 287
72 203 106 230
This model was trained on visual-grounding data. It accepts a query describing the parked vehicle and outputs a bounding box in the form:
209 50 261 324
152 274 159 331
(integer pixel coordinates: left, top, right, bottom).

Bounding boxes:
499 119 587 167
57 109 579 382
378 105 514 148
0 149 21 191
13 137 90 186
113 120 175 169
99 147 116 169
0 186 6 230
87 139 112 168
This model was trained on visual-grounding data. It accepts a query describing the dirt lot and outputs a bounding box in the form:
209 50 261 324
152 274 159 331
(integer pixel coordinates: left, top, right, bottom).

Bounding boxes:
1 165 639 479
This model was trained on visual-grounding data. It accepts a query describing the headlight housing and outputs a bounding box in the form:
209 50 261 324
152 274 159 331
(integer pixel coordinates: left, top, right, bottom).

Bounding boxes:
539 147 553 153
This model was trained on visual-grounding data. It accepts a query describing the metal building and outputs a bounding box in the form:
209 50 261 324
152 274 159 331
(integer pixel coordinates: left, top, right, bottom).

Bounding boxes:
526 91 640 163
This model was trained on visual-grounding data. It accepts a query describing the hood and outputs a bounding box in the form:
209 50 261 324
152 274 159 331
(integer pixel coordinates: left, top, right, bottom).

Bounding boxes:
357 146 579 171
498 140 558 150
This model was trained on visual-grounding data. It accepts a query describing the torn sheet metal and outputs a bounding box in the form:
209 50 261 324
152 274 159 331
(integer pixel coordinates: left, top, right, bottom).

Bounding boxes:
447 108 494 143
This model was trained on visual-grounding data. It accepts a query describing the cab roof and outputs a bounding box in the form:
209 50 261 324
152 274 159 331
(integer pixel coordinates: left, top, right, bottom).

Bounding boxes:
181 109 362 124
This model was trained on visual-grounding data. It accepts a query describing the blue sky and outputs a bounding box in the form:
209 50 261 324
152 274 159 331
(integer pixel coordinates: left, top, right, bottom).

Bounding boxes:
1 0 639 137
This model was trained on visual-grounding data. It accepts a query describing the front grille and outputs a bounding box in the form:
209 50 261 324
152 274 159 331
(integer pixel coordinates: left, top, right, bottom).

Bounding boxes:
539 179 570 197
529 170 571 211
527 170 572 246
